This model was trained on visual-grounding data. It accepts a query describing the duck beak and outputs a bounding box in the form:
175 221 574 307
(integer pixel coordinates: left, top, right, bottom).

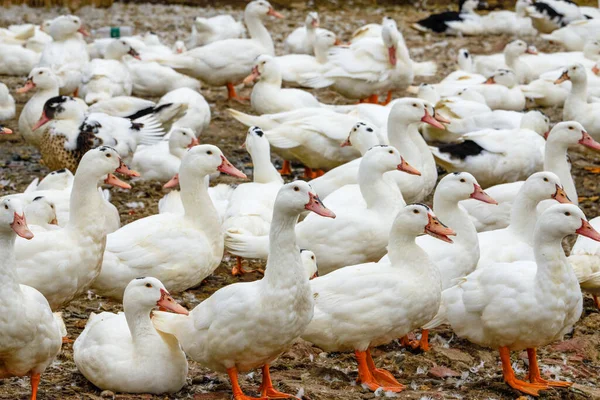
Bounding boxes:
579 131 600 151
17 78 35 94
157 288 189 315
305 192 336 218
424 213 455 243
104 173 132 189
218 155 247 179
388 46 397 66
484 76 495 85
115 160 140 177
340 137 351 147
334 38 342 45
552 184 571 204
267 7 285 18
11 213 34 240
0 126 13 135
398 158 421 176
421 108 445 130
470 184 497 204
434 111 451 124
310 271 319 280
32 111 51 131
554 71 569 85
163 174 179 189
243 66 261 85
128 47 141 60
77 26 90 37
311 19 319 28
188 137 200 148
543 130 550 140
593 65 600 76
526 46 538 55
50 217 59 225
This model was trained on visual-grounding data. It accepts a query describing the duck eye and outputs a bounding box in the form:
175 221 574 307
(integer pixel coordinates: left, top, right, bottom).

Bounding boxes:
413 209 419 214
569 126 573 130
4 205 8 210
145 283 152 288
564 212 571 216
293 186 300 192
412 103 417 107
388 150 393 154
106 154 111 158
460 178 466 183
543 177 549 182
207 150 213 155
182 132 186 136
311 256 315 260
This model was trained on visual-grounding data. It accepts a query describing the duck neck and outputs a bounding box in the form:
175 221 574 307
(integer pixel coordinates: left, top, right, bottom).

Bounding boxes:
306 24 316 47
408 123 437 183
388 121 421 166
169 143 187 159
35 82 59 98
124 304 160 347
255 72 282 92
263 209 305 288
544 142 577 205
569 77 588 102
507 190 540 244
67 168 106 237
433 194 477 252
251 146 283 184
0 233 22 294
388 230 433 275
533 231 569 286
359 166 403 211
314 42 329 63
246 14 274 55
179 166 221 241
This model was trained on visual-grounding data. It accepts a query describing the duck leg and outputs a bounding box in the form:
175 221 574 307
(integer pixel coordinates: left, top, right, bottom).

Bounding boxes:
226 83 249 102
278 160 292 176
227 367 265 400
368 94 379 104
594 294 600 309
527 348 573 388
399 330 430 351
379 91 393 105
259 364 299 399
365 349 405 389
499 347 549 396
355 350 404 393
231 257 256 276
30 373 40 400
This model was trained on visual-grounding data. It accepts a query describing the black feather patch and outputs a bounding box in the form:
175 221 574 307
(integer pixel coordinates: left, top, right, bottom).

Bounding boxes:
531 2 565 24
126 106 156 120
131 122 144 131
415 11 464 33
43 96 70 119
438 140 485 159
33 196 44 202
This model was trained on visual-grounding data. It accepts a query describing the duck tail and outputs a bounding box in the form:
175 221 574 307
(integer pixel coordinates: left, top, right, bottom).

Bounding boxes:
224 228 270 260
151 310 189 336
53 312 68 337
423 302 447 330
227 108 272 128
413 61 437 77
131 114 165 145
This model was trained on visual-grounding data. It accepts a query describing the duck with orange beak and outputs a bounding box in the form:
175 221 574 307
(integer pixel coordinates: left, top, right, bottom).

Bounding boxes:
0 125 12 135
74 277 189 394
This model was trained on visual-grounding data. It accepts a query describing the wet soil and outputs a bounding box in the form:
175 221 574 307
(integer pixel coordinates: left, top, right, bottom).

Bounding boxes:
1 2 600 400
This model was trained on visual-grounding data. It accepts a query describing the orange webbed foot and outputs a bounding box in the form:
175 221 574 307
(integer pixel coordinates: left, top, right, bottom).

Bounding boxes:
278 160 292 176
231 257 257 276
62 336 73 344
506 378 549 397
226 83 250 103
371 368 405 389
260 386 299 399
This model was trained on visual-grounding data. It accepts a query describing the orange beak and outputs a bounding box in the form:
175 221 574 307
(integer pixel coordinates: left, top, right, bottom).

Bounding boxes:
470 184 497 204
593 65 600 76
128 47 142 60
434 111 451 124
554 71 569 85
398 158 421 176
334 38 342 45
579 131 600 151
552 184 571 204
188 137 200 148
115 160 140 177
217 155 247 179
526 46 538 55
421 108 445 130
543 130 550 140
104 173 132 189
267 7 284 18
32 111 52 131
163 174 179 189
243 66 261 85
424 213 456 243
340 137 351 147
50 217 59 225
77 26 90 37
17 79 36 94
0 126 13 135
388 46 397 66
310 271 319 280
11 212 34 239
484 76 495 85
305 192 336 218
156 288 189 315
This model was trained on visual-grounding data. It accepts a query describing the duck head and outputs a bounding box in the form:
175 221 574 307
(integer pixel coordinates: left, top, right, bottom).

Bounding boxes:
17 67 59 94
37 169 74 191
457 48 473 72
124 277 189 316
545 121 600 151
244 54 280 85
554 63 586 85
315 31 340 50
520 110 550 137
341 122 380 153
305 11 319 29
182 144 247 179
0 197 34 240
395 203 456 243
381 17 401 67
417 83 441 105
26 196 58 226
243 126 270 155
276 181 335 218
169 127 198 152
78 146 139 189
48 15 89 40
247 0 284 20
389 99 446 130
361 145 421 176
484 69 518 88
33 96 85 131
300 249 319 280
537 203 600 242
522 171 571 205
106 39 141 61
437 172 497 204
460 0 480 13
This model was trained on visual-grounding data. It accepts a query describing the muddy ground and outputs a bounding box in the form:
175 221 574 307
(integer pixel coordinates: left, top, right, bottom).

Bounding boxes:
1 2 600 400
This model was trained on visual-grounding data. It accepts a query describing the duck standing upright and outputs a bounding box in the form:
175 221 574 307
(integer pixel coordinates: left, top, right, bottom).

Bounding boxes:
0 197 63 400
152 182 335 400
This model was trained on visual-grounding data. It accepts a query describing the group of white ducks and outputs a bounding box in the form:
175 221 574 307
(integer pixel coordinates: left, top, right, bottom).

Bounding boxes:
2 0 600 399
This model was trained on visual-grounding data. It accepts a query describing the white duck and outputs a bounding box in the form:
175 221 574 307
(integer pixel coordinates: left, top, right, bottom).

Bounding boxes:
474 40 537 84
475 171 570 270
540 19 600 51
460 121 600 232
277 31 338 86
301 204 452 393
225 145 420 274
92 145 246 300
74 277 189 394
187 15 246 49
472 69 526 110
152 87 211 135
284 11 332 55
309 121 385 198
243 54 321 115
152 181 334 400
79 39 139 104
222 127 284 275
131 127 198 182
17 67 60 147
557 63 600 140
0 82 15 122
0 197 63 400
568 216 600 309
37 15 90 96
87 96 156 119
440 48 486 85
126 57 201 98
431 110 549 188
0 43 40 76
162 0 284 101
526 0 584 33
24 196 59 232
424 203 594 396
14 147 138 310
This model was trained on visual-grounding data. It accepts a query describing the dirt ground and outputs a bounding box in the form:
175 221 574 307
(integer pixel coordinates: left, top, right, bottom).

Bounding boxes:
1 2 600 400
